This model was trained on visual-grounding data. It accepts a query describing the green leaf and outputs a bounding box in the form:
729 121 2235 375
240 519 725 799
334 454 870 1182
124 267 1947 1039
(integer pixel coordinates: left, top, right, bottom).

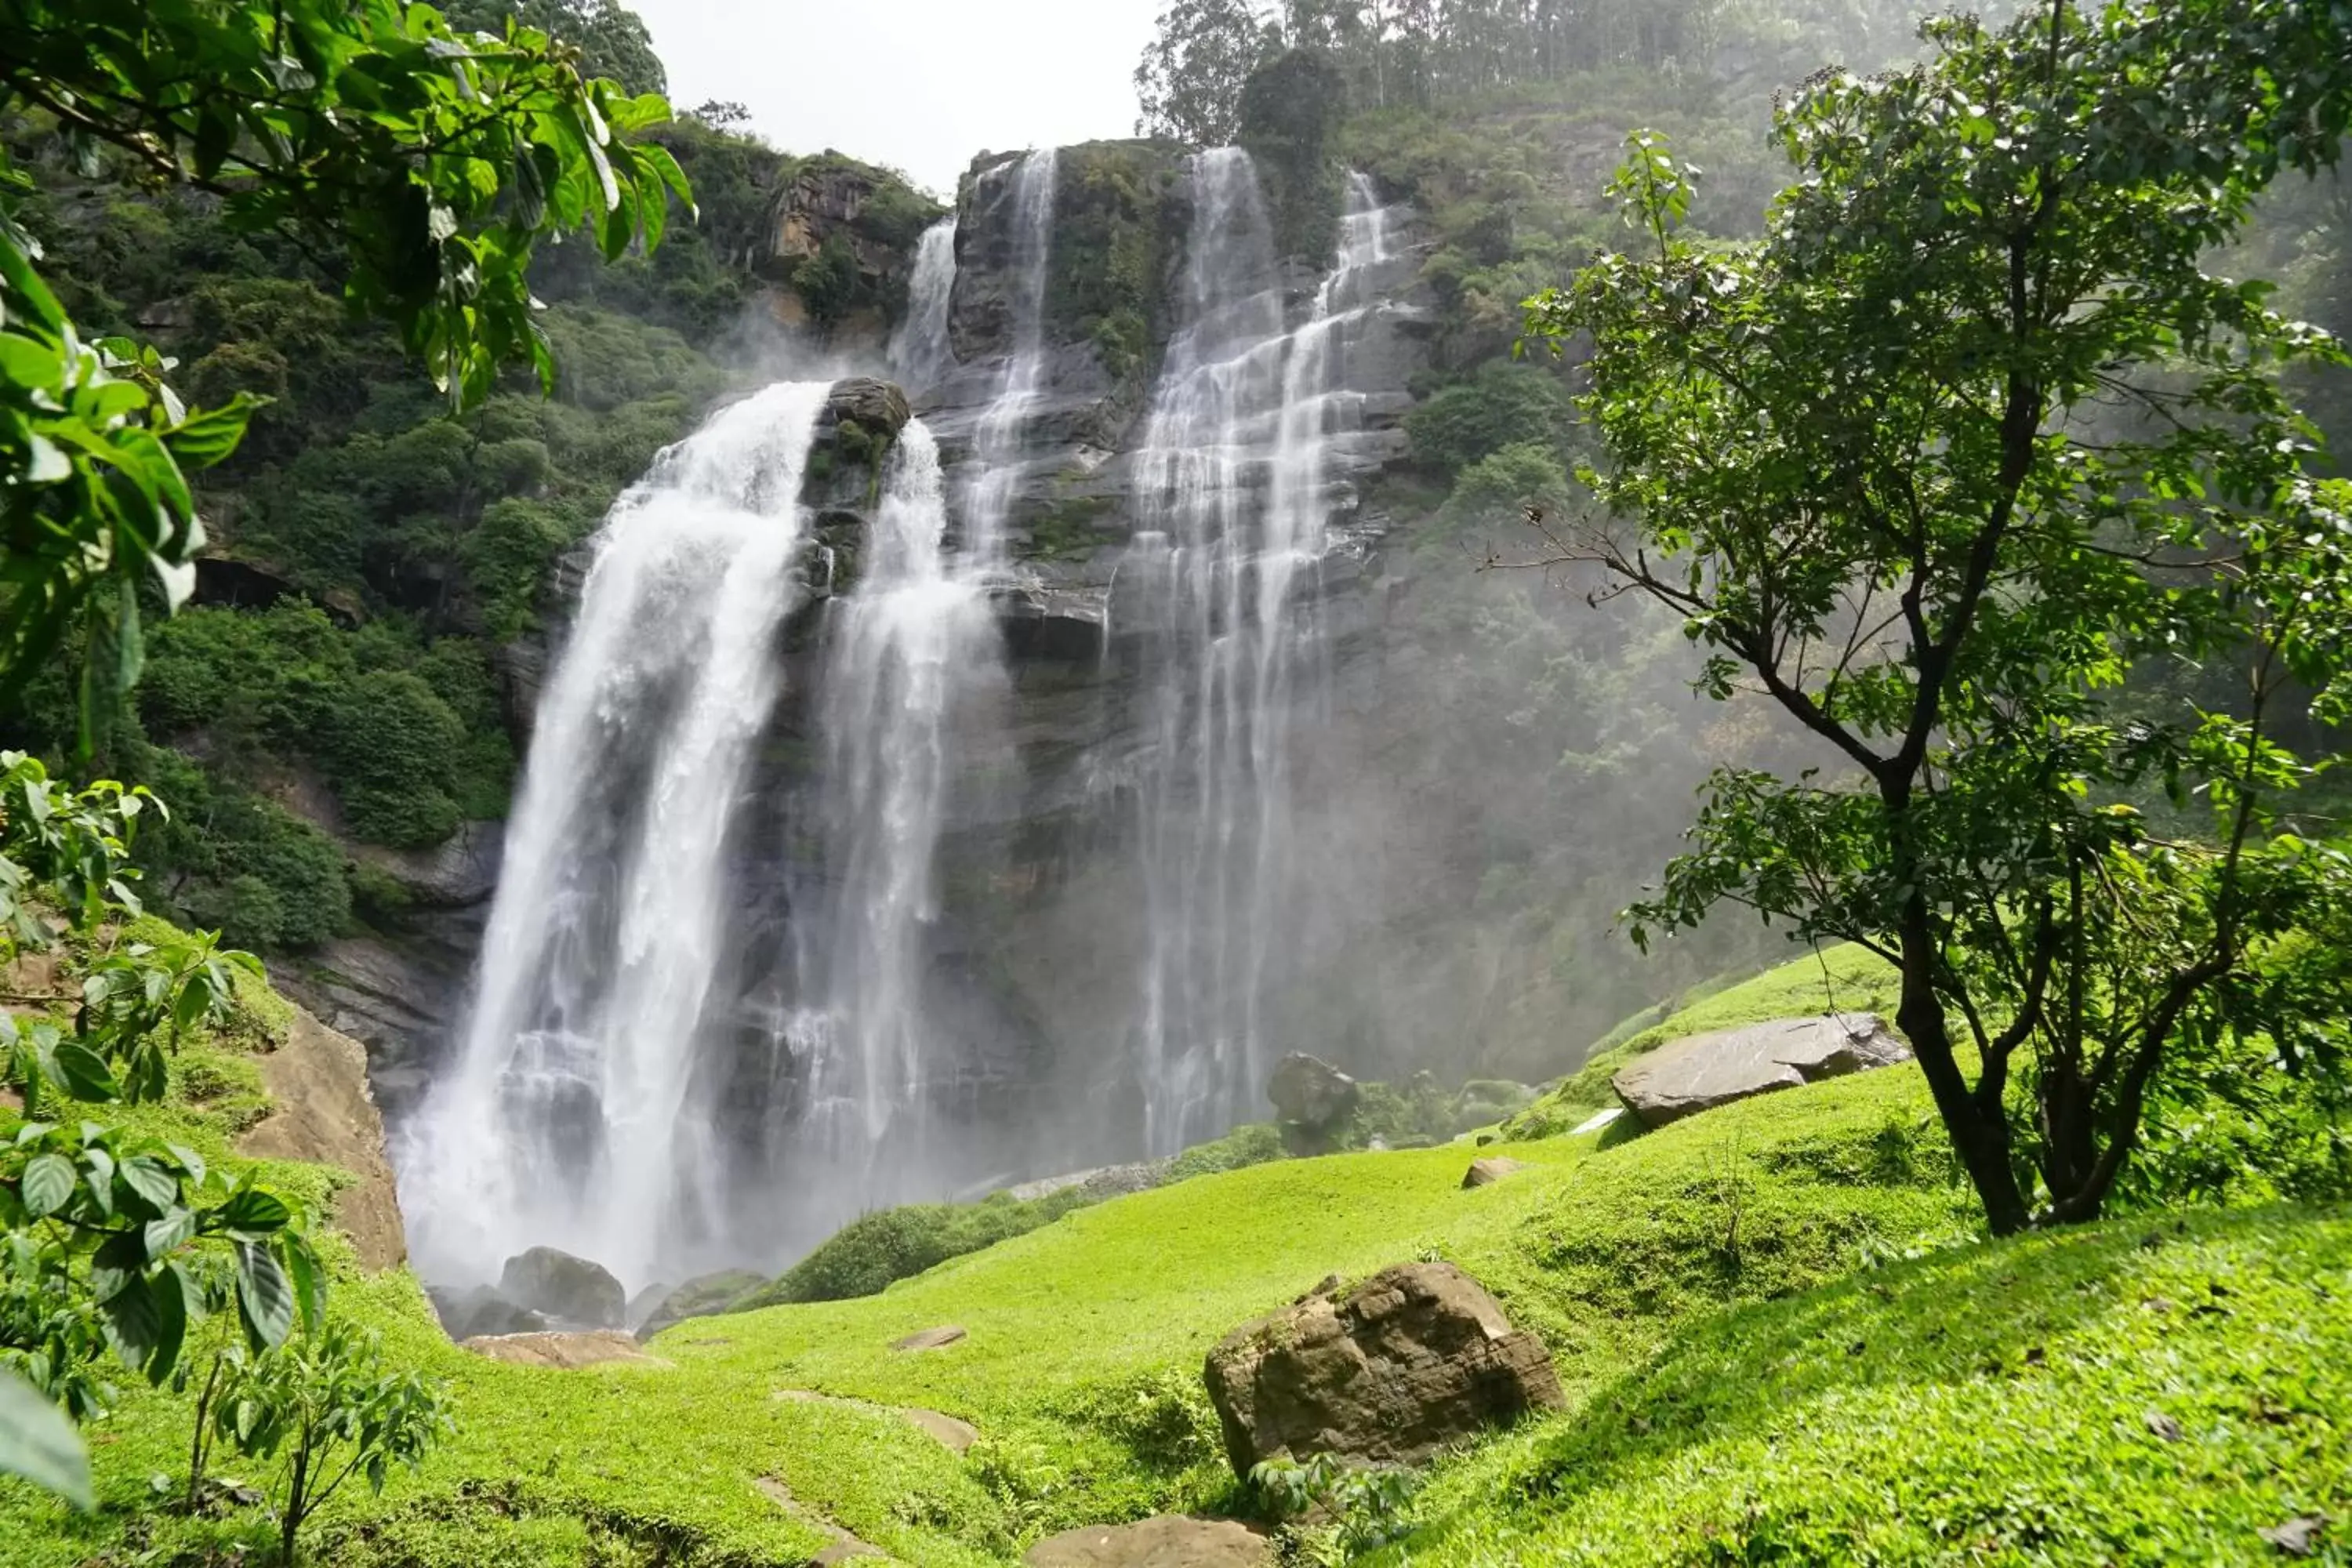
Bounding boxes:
116 1156 183 1218
162 394 260 473
235 1240 295 1351
46 1040 122 1105
0 1367 90 1510
284 1232 326 1334
215 1185 292 1235
143 1207 197 1261
20 1152 75 1218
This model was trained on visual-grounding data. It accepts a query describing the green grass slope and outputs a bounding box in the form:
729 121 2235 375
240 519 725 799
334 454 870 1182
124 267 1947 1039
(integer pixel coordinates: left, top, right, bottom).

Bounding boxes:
6 943 2339 1567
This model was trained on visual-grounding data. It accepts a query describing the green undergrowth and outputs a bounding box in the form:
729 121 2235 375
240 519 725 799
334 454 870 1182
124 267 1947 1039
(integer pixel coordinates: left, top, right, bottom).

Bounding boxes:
1505 942 1902 1138
1381 1205 2352 1566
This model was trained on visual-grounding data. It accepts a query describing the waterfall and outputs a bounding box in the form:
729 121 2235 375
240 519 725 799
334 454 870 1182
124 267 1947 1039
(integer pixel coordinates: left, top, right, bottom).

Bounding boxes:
399 380 834 1290
779 158 1054 1207
962 148 1059 567
890 219 958 392
794 420 1000 1156
1128 159 1399 1153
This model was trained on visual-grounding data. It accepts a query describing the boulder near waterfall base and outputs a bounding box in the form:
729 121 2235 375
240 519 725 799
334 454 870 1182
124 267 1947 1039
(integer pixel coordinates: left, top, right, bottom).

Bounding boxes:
498 1246 628 1330
1611 1013 1915 1128
1203 1261 1565 1475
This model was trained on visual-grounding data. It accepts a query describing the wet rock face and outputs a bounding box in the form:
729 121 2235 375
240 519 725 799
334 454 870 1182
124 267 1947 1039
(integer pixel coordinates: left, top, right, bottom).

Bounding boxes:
1203 1261 1566 1476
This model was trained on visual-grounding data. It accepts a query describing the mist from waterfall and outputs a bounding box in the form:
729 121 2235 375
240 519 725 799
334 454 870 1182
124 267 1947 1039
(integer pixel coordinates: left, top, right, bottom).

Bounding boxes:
1128 157 1399 1153
398 381 833 1291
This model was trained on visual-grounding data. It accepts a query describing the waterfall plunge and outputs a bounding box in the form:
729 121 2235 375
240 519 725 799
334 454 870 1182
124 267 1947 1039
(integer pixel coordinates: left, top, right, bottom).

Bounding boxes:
890 218 957 391
401 381 833 1290
1128 159 1398 1153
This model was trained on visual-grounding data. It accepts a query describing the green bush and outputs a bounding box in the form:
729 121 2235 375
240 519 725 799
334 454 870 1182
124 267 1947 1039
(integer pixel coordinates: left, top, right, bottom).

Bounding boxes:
1406 359 1573 474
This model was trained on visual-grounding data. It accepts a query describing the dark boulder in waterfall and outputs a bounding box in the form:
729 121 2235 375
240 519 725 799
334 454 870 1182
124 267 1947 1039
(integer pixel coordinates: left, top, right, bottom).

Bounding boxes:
635 1269 765 1341
1203 1261 1564 1478
430 1285 548 1341
499 1247 627 1330
825 376 913 441
1269 1053 1361 1136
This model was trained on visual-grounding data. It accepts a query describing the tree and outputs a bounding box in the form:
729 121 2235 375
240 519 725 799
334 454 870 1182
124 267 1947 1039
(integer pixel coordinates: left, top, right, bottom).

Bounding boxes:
445 0 669 98
0 0 692 720
1519 1 2352 1232
1135 0 1282 146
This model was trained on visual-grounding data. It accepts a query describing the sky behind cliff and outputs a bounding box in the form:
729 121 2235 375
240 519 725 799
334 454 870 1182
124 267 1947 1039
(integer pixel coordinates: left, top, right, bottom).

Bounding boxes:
627 0 1162 194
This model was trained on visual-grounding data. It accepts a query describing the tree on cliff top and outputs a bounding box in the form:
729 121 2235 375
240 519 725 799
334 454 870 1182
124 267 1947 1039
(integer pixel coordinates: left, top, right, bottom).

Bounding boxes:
0 0 692 728
1523 0 2352 1232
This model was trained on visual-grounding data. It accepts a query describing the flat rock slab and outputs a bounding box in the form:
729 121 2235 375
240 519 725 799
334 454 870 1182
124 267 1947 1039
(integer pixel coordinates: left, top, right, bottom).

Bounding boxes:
755 1476 880 1563
1570 1106 1625 1136
1461 1156 1526 1189
772 1388 981 1454
1025 1515 1272 1568
891 1325 967 1352
463 1330 665 1370
1613 1013 1911 1129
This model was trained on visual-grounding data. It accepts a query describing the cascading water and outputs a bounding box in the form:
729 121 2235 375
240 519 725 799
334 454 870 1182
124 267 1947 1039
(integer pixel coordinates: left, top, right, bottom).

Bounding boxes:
890 219 958 392
793 421 1001 1156
399 380 834 1290
961 148 1059 564
1127 157 1399 1152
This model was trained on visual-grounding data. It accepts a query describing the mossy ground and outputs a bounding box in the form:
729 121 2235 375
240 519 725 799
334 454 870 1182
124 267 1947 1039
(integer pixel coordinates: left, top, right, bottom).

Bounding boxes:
3 946 2339 1566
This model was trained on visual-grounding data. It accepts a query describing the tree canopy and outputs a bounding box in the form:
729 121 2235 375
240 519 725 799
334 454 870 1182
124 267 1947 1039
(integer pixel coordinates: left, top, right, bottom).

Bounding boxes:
1523 0 2352 1232
0 0 691 722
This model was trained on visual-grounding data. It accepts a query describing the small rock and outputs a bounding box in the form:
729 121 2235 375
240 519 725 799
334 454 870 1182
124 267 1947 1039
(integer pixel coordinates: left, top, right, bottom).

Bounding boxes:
1024 1515 1272 1567
499 1247 626 1330
2261 1516 2327 1557
1570 1106 1625 1136
906 1408 980 1453
463 1330 663 1369
1461 1156 1526 1189
2143 1410 2183 1442
892 1325 967 1352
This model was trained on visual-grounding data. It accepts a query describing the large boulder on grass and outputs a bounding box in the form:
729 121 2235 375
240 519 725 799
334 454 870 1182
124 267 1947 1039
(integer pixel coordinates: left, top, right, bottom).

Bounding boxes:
635 1269 764 1341
499 1247 626 1330
1612 1012 1912 1129
1203 1261 1563 1476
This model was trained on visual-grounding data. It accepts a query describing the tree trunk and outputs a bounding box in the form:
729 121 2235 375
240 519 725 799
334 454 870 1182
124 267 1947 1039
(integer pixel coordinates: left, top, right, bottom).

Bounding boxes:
1897 914 2033 1235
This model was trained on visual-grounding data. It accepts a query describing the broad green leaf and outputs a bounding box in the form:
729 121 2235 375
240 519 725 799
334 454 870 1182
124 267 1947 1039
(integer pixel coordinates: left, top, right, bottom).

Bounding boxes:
0 1368 90 1510
235 1240 295 1351
20 1152 75 1218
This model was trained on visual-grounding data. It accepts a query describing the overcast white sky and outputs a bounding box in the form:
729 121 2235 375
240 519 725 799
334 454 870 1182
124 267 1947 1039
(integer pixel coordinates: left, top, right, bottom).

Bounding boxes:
629 0 1165 196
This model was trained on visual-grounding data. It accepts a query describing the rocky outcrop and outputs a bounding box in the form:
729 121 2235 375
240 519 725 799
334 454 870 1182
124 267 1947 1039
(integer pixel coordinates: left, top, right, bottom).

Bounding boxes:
1025 1517 1272 1568
1613 1014 1913 1129
760 154 946 339
635 1269 764 1341
1203 1261 1564 1476
237 1007 407 1271
499 1247 627 1330
1269 1053 1360 1135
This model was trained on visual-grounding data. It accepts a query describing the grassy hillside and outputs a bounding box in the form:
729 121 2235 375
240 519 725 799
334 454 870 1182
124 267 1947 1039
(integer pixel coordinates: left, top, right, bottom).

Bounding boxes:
5 946 2340 1566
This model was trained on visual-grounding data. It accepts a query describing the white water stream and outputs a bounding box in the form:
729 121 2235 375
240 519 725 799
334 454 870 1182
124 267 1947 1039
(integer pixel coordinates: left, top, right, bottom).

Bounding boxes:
399 381 833 1290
